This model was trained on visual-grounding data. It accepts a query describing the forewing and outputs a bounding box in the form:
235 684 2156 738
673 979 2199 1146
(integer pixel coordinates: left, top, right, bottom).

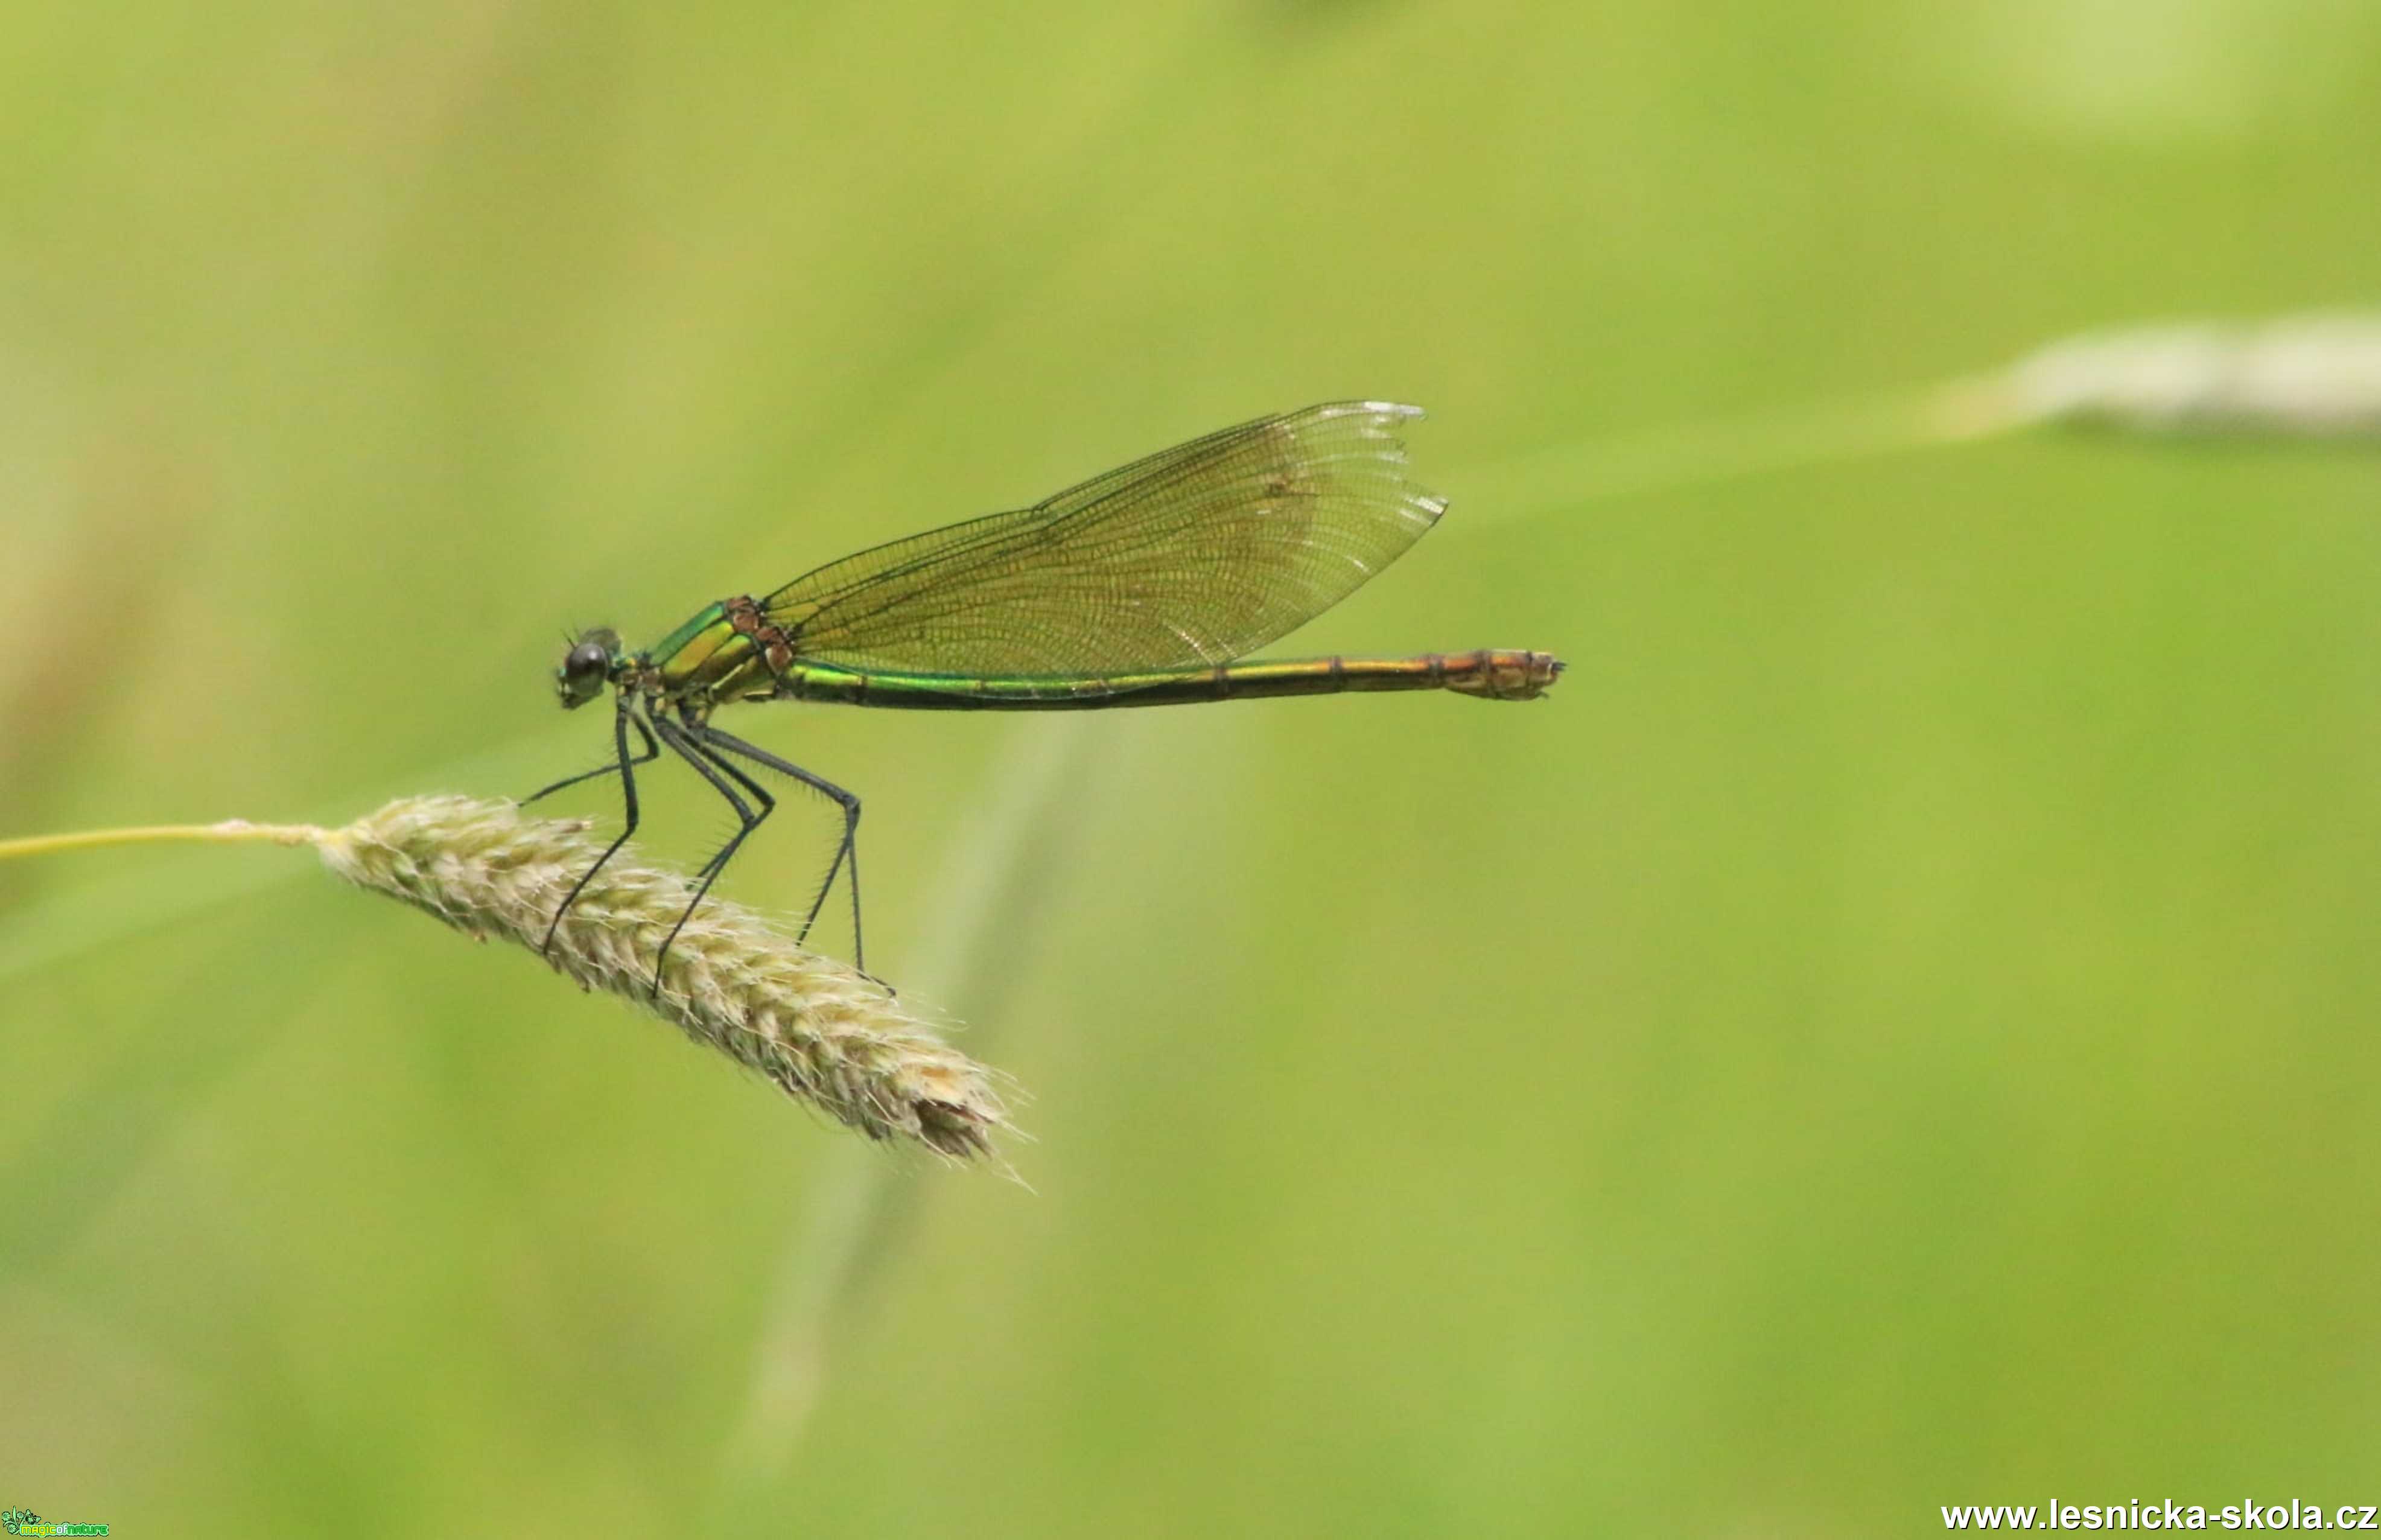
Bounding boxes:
764 401 1445 692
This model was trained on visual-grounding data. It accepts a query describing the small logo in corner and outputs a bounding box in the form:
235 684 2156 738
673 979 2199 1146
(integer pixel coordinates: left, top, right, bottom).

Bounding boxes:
4 1509 109 1537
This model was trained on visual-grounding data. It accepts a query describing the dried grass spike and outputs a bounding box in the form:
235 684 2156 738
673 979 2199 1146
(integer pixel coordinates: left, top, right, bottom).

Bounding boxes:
314 794 1009 1159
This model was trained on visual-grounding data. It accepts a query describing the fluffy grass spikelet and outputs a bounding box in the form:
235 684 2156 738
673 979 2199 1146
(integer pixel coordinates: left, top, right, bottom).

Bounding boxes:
1998 311 2381 438
315 795 1008 1159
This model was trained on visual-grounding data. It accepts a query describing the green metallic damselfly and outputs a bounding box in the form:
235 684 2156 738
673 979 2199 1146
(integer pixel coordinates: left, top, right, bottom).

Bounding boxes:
526 401 1562 986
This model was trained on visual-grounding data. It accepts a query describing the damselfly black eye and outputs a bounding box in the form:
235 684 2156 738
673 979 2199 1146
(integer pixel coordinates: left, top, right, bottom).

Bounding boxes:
556 635 615 708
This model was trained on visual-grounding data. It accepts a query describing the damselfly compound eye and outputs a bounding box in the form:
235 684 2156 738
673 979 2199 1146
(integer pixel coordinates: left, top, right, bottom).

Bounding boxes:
556 638 613 708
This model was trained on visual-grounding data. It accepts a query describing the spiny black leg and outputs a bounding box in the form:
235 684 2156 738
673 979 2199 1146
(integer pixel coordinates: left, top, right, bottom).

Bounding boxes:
522 711 659 806
692 724 868 979
647 715 771 996
682 731 775 886
687 746 780 886
695 730 854 945
541 701 649 956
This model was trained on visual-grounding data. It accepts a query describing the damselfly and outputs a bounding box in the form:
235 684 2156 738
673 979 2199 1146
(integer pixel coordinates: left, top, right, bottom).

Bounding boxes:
527 401 1562 987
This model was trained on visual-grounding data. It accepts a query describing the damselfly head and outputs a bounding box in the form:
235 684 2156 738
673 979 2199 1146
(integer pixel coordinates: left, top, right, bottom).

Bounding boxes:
556 627 623 709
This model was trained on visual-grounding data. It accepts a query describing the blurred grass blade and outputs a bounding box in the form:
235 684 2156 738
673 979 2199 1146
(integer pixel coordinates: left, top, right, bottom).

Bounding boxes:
716 718 1101 1498
1457 384 2011 526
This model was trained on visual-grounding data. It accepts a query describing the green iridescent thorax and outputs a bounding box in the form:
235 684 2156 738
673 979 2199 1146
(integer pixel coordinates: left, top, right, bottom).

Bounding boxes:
646 602 774 704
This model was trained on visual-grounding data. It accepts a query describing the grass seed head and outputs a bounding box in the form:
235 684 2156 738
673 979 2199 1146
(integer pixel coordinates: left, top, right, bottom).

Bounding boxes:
2004 311 2381 438
314 794 1010 1159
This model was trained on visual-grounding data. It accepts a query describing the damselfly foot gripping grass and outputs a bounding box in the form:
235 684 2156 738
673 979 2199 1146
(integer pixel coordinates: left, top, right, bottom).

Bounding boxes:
526 401 1564 987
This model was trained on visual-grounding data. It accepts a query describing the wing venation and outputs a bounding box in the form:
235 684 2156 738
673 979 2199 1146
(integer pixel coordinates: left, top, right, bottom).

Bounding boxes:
763 401 1445 693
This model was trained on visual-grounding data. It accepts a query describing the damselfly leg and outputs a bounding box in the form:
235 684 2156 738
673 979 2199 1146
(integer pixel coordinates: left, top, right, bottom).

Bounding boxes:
641 714 778 994
521 709 659 807
691 724 866 974
535 702 657 955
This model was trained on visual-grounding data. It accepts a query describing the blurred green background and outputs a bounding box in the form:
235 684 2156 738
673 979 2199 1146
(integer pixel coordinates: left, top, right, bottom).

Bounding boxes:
6 1 2381 1533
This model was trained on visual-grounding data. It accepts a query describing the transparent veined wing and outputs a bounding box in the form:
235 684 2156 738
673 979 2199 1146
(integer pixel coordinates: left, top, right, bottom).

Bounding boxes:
763 401 1446 695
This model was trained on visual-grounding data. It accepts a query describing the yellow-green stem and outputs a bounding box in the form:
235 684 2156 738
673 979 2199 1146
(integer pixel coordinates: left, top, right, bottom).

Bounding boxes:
0 820 328 865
